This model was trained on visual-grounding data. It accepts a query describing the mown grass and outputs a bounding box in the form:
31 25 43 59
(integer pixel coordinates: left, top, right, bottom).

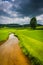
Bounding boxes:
0 27 43 65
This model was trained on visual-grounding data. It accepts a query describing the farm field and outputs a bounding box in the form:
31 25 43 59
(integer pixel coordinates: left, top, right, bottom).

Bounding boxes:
0 27 43 65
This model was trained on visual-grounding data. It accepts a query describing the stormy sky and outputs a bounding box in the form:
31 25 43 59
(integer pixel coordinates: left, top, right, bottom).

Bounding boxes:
0 0 43 25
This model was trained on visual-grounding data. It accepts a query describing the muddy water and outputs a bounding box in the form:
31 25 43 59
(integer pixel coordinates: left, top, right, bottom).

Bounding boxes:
0 33 31 65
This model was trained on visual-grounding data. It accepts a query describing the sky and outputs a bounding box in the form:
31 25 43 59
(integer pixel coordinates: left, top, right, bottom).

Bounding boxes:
0 0 43 25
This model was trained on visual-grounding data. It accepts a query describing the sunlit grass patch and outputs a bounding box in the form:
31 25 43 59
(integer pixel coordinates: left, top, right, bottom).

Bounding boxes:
0 27 43 65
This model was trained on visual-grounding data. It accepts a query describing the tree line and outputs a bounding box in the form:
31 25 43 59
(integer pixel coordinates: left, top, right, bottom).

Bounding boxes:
0 17 41 29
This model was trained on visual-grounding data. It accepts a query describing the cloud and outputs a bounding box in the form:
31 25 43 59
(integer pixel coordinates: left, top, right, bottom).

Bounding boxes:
12 0 15 2
0 0 43 25
0 0 13 17
0 16 30 24
1 0 43 17
11 0 43 17
0 0 23 18
36 14 43 25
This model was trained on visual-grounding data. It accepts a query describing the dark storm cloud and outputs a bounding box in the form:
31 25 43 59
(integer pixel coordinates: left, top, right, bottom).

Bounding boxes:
0 10 12 17
0 0 14 17
0 0 43 25
0 0 43 17
2 0 11 1
11 0 43 17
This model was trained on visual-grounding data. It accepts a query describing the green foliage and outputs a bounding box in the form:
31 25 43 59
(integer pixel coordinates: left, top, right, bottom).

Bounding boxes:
30 17 37 29
0 27 43 65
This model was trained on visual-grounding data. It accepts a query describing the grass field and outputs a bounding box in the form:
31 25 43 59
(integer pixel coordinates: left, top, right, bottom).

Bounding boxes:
0 27 43 65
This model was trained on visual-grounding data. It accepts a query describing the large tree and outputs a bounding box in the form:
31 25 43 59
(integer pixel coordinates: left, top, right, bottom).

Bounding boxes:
30 17 37 29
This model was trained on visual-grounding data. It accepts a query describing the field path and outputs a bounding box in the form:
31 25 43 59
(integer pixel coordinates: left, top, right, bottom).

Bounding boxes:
0 34 31 65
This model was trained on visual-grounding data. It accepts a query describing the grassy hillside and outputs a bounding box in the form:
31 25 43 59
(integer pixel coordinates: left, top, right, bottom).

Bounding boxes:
0 27 43 65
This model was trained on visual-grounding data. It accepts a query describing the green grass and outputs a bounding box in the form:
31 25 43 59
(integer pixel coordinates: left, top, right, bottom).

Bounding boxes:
0 27 43 65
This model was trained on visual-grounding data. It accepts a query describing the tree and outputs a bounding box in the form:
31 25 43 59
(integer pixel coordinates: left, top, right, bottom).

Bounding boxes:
30 17 37 29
